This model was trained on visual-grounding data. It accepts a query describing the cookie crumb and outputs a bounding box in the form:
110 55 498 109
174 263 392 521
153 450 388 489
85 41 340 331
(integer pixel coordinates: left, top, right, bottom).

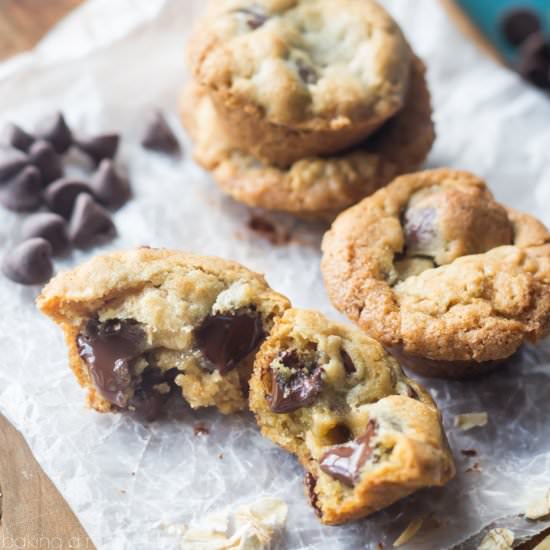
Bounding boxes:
461 449 478 457
248 215 290 246
167 497 287 549
477 528 514 550
394 517 424 547
526 489 550 520
465 461 482 474
193 423 210 436
454 412 488 431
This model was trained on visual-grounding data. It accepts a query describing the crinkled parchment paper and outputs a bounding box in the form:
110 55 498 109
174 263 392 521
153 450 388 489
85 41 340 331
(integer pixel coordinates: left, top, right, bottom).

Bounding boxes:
1 1 550 548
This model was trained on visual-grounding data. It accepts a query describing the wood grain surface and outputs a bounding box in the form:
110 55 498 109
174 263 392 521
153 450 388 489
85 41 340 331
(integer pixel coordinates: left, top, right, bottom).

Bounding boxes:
0 1 547 549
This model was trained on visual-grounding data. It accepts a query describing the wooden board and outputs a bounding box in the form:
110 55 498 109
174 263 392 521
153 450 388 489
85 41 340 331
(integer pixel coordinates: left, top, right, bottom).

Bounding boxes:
0 414 93 547
0 0 83 61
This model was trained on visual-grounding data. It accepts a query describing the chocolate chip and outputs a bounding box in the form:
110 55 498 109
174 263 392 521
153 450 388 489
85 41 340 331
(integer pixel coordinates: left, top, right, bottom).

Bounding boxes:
21 213 69 256
304 473 322 518
68 193 116 248
77 318 145 408
194 311 265 374
500 8 541 47
340 349 356 375
319 419 378 487
35 112 73 154
141 112 180 155
29 140 63 186
128 386 165 421
128 366 172 421
0 166 42 212
519 33 550 90
194 423 210 436
0 147 29 182
43 177 94 218
269 351 324 413
1 123 34 152
90 160 130 209
296 59 318 85
237 7 268 30
75 134 120 165
2 238 53 285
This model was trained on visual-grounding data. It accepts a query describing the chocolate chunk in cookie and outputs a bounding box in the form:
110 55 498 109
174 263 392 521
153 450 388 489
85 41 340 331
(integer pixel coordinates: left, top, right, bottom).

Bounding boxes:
269 351 324 413
77 318 145 408
195 311 265 374
319 420 377 487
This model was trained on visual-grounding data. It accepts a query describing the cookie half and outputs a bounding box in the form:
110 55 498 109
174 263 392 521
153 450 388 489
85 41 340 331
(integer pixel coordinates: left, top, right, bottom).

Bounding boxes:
188 0 413 167
38 248 290 418
322 169 550 378
249 309 455 524
181 57 434 219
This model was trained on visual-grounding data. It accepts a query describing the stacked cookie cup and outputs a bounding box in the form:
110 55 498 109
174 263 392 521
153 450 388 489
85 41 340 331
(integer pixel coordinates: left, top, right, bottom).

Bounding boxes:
181 0 435 218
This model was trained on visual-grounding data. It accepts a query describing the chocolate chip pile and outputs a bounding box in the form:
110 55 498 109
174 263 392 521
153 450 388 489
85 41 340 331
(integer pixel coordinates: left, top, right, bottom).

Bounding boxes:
500 7 550 90
0 112 127 285
0 111 182 287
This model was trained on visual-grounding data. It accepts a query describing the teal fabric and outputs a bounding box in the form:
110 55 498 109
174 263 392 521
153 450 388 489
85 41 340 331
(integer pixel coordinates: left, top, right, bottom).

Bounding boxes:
456 0 549 62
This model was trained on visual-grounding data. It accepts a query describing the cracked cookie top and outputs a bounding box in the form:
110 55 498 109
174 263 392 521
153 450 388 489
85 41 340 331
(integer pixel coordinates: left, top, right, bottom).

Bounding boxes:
188 0 412 131
321 170 550 362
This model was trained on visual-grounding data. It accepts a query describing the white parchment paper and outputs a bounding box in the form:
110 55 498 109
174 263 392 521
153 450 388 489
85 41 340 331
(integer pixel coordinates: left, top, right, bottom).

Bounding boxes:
1 1 550 548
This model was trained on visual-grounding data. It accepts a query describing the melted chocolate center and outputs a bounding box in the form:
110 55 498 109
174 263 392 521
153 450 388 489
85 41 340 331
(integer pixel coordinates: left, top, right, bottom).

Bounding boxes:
319 420 378 487
269 351 324 414
77 318 145 408
194 312 265 375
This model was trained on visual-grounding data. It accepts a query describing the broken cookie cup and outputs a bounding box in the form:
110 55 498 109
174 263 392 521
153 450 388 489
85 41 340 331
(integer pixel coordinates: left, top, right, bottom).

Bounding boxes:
37 248 290 420
188 0 413 167
248 309 455 525
321 169 550 379
181 56 434 219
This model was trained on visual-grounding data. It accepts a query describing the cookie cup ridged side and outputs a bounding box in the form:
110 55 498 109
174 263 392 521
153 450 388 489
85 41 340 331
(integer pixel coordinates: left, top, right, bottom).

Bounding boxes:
181 57 434 219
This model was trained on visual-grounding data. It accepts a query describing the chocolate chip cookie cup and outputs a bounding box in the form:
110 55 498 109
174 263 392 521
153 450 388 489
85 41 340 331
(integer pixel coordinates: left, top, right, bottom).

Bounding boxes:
321 169 550 379
37 248 290 420
188 0 413 167
181 57 434 219
249 309 455 525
